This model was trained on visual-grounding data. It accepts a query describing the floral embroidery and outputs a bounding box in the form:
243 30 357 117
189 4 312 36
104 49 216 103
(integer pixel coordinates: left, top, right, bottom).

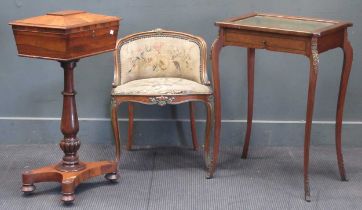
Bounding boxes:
119 36 202 85
125 40 196 74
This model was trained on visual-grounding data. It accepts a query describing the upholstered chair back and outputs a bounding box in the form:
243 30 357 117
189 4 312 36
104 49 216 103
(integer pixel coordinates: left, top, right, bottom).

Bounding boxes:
113 29 208 87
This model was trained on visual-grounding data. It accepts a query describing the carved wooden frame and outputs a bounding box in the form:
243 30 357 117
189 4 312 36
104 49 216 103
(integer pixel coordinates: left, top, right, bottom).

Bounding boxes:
110 30 217 178
112 28 209 87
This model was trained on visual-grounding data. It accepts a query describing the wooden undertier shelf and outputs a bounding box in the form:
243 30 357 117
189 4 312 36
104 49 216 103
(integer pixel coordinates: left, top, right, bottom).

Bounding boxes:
9 10 121 61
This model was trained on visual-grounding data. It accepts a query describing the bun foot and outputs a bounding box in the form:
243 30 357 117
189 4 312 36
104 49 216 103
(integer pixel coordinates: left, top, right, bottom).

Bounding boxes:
105 172 120 182
21 184 36 194
61 193 75 204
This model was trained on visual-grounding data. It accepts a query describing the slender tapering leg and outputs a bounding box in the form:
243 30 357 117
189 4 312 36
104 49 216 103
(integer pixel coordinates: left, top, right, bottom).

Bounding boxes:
336 33 353 181
126 103 135 150
204 97 214 178
105 98 121 182
210 37 223 178
189 102 199 150
111 98 121 162
242 48 255 159
304 37 319 202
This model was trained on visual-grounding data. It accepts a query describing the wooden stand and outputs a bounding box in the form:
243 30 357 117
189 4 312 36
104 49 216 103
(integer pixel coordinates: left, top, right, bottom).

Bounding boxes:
21 60 119 203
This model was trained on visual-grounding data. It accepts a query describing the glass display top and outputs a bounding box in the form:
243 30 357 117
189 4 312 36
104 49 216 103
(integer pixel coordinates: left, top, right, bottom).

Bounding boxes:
233 15 334 32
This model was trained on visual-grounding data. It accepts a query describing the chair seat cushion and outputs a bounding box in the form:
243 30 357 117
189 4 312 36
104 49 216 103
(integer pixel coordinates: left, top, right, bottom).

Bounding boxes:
112 77 212 96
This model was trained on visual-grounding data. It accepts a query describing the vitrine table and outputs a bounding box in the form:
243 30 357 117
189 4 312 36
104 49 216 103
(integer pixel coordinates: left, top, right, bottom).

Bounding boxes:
210 13 353 201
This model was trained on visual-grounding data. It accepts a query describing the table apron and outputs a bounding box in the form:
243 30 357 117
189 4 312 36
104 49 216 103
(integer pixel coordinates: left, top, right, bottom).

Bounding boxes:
317 29 345 53
223 29 309 55
222 28 346 56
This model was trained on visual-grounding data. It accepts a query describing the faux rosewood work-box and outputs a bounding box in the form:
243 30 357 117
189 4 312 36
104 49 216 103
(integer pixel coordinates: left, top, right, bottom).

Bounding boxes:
9 10 121 61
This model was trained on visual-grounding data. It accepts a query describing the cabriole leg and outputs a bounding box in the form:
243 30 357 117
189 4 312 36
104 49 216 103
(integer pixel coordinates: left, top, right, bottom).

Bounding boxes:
203 99 213 178
242 48 255 159
210 37 223 178
335 35 353 181
304 38 319 202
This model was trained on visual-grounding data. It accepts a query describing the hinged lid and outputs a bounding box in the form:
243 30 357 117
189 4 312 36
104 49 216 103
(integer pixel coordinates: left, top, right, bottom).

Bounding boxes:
9 10 121 30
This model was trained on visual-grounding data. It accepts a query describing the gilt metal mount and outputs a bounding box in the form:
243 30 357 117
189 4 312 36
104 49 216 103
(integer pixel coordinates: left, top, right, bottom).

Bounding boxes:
149 96 175 106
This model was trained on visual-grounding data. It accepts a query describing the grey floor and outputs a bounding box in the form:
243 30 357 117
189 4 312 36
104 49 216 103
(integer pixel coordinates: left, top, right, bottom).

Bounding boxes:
0 144 361 210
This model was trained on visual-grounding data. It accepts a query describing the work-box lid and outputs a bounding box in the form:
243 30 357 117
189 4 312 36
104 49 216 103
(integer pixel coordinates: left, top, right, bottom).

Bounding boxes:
9 10 121 33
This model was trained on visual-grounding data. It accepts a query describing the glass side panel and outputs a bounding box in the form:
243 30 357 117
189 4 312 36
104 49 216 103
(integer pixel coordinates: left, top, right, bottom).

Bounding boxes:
233 15 334 32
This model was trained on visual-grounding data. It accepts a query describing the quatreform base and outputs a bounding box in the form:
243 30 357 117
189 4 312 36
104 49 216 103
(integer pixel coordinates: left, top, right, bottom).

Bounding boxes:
22 161 119 203
19 60 120 204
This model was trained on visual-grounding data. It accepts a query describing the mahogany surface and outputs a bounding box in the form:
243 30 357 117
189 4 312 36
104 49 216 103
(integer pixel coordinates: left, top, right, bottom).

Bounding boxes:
211 13 353 201
22 160 118 202
9 11 121 203
9 10 120 61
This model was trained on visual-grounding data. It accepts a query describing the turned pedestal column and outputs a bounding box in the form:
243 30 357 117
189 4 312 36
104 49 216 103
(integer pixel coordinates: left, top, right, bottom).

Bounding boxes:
21 60 119 203
57 61 85 172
